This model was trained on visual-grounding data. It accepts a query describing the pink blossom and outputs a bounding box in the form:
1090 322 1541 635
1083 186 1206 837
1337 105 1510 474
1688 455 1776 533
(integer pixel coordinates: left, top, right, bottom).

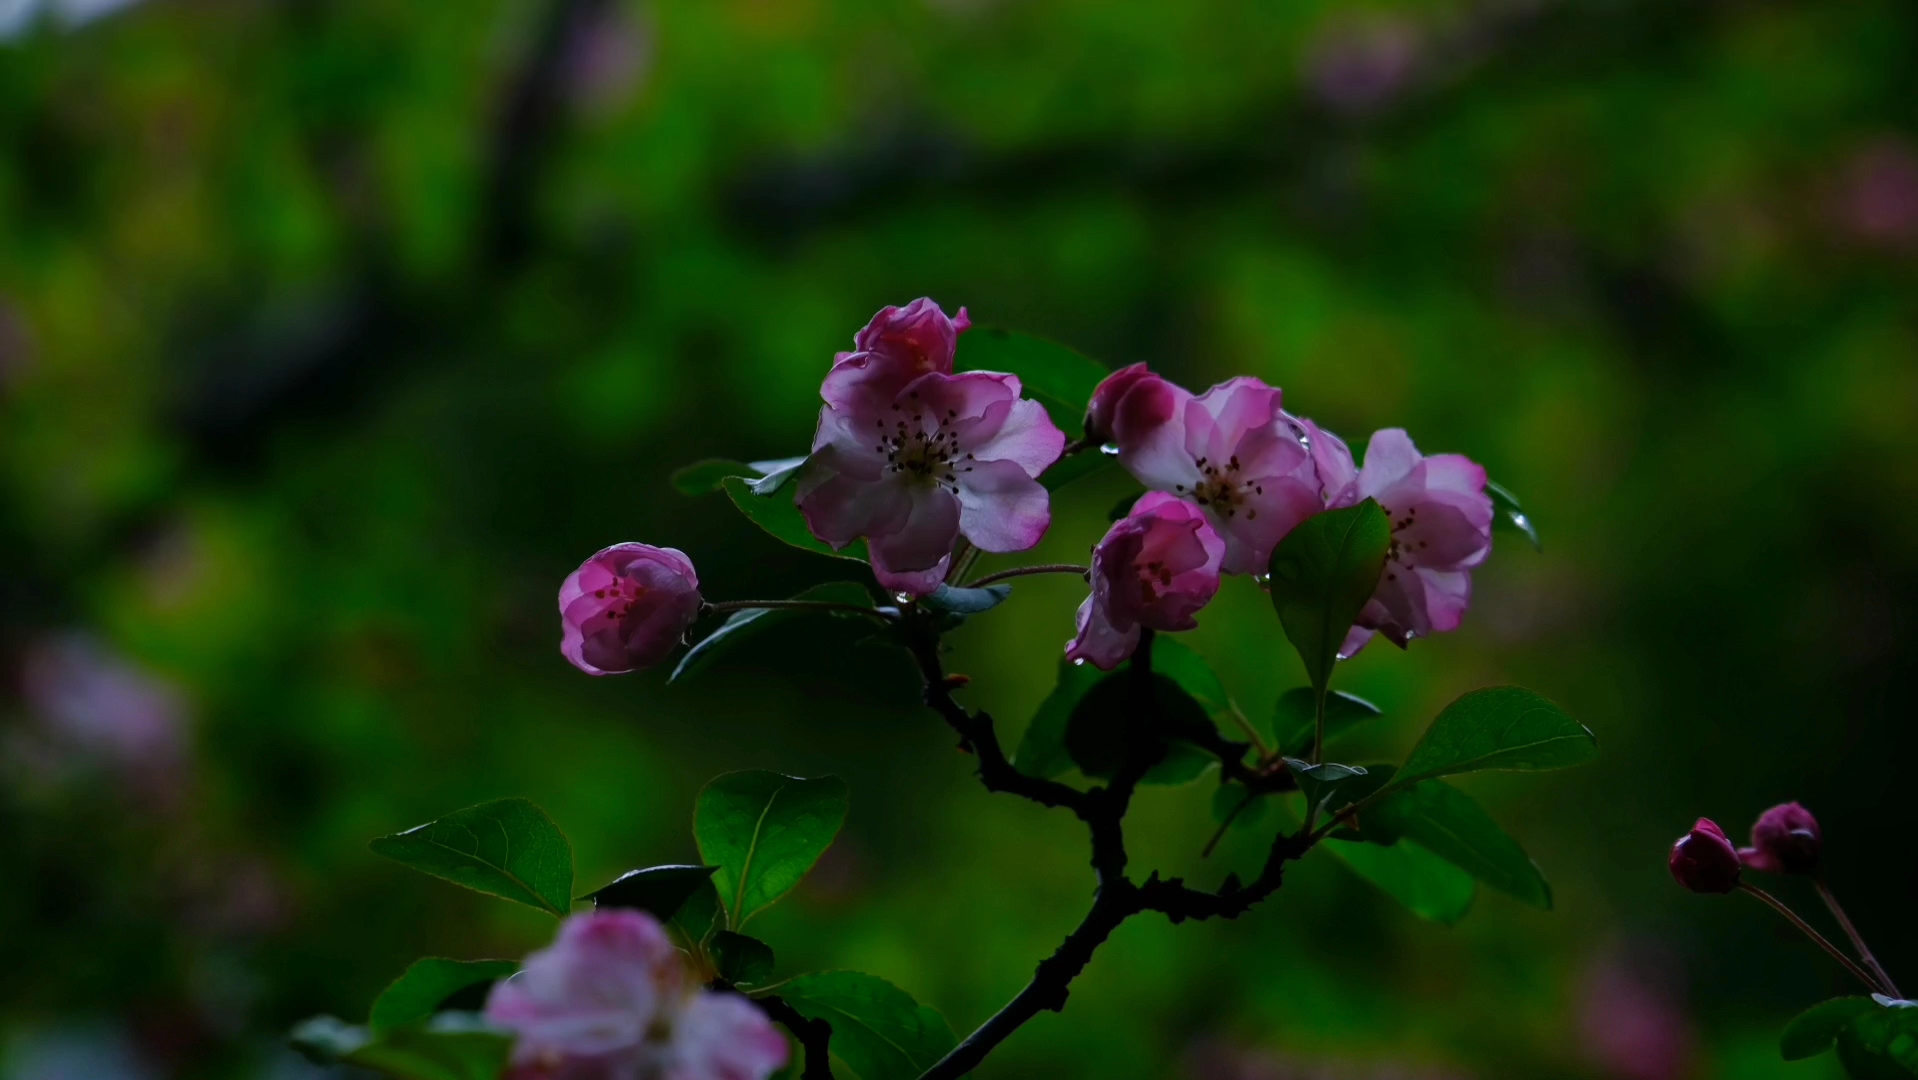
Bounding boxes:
1668 818 1741 895
14 634 190 806
1110 374 1322 575
798 358 1065 596
818 298 971 412
661 992 791 1080
560 543 703 676
1306 424 1493 655
1084 363 1173 445
1067 493 1226 670
486 911 787 1080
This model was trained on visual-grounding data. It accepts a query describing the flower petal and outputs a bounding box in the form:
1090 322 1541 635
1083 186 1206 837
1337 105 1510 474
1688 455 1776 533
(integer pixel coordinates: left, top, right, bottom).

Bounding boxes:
956 458 1051 553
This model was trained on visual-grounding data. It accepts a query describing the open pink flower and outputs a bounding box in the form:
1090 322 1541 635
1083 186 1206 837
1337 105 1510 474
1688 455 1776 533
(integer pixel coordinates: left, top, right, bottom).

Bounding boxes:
819 298 970 412
1109 374 1322 575
486 911 788 1080
662 992 791 1080
1305 424 1493 655
1067 493 1226 670
798 369 1065 596
560 543 704 676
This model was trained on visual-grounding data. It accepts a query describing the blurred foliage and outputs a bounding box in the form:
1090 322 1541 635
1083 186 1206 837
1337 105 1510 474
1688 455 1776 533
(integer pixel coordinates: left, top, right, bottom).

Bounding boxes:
3 0 1915 1076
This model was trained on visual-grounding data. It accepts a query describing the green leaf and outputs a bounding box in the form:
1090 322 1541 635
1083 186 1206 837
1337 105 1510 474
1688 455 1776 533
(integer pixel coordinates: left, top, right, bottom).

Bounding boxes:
1841 999 1918 1074
369 798 573 917
711 930 776 987
1283 759 1370 815
584 864 718 920
1393 686 1597 790
368 959 518 1033
673 458 754 495
1782 998 1880 1060
695 771 849 929
1014 656 1103 779
1065 669 1218 785
672 582 874 682
777 971 957 1080
954 328 1109 436
1364 780 1553 909
668 876 723 950
1151 636 1230 716
1487 480 1541 552
923 582 1011 614
1322 836 1477 924
721 477 870 563
292 1014 512 1080
1266 499 1391 695
1041 450 1113 491
1268 688 1382 757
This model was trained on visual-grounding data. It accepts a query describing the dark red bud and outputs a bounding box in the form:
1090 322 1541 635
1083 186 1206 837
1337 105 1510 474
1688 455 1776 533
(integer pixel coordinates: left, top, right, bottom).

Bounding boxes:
1669 817 1741 894
1741 802 1821 875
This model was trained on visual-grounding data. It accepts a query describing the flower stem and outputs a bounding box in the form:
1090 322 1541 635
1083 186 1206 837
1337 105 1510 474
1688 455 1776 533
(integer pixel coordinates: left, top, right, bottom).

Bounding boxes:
1739 883 1888 994
704 599 894 620
965 564 1091 588
1816 879 1901 998
1224 702 1272 758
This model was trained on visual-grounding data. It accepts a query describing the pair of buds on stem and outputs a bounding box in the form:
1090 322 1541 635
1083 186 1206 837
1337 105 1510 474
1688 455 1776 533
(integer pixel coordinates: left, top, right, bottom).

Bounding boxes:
1670 802 1902 999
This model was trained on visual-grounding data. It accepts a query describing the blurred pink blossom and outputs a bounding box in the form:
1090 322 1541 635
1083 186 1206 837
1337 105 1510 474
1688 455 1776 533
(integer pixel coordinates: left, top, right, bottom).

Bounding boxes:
1303 17 1424 115
1576 948 1696 1080
13 634 191 806
1831 138 1918 248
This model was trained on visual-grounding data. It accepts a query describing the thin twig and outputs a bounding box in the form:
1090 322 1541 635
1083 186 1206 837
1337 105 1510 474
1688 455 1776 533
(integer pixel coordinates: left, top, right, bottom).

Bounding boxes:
1816 880 1901 998
965 564 1091 589
704 599 896 620
1739 884 1887 995
754 994 835 1080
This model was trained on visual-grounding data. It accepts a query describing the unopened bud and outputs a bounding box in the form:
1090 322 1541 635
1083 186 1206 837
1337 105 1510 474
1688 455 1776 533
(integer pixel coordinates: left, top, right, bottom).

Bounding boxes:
1738 802 1820 875
1669 818 1741 894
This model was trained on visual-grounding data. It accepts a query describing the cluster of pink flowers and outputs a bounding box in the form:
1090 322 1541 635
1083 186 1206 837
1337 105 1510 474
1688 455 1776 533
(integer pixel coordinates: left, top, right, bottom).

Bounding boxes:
484 910 788 1080
555 299 1498 676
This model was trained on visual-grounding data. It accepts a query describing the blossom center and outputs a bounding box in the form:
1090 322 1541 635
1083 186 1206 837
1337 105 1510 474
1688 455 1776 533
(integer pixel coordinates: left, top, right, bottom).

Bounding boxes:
874 399 974 493
1134 559 1173 603
592 575 648 620
1382 504 1424 579
1175 455 1265 520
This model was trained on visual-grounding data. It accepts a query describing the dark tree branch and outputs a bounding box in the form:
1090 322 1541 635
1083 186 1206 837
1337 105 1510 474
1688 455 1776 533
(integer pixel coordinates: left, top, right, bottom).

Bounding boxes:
901 616 1314 1080
753 995 835 1080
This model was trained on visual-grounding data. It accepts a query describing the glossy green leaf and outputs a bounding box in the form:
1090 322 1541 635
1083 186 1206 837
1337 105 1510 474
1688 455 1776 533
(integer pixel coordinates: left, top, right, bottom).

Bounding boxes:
672 458 755 496
695 772 848 929
923 582 1011 614
368 959 518 1033
1322 835 1477 924
584 864 718 920
721 477 869 563
1065 669 1218 785
1014 656 1103 779
292 1014 512 1080
1842 998 1918 1073
777 970 957 1080
711 930 776 987
369 799 573 917
954 328 1109 435
668 876 722 949
1364 780 1552 909
1781 997 1880 1060
1267 499 1391 695
1268 688 1382 757
1284 759 1370 815
1151 636 1230 716
671 582 873 682
1394 686 1597 790
1487 480 1542 552
1041 449 1113 491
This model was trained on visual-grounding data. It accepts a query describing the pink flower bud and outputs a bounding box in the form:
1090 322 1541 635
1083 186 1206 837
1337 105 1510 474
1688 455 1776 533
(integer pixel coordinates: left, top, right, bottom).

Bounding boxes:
1084 363 1174 445
1738 802 1820 875
560 543 703 676
1066 493 1226 670
1668 818 1741 894
818 298 971 409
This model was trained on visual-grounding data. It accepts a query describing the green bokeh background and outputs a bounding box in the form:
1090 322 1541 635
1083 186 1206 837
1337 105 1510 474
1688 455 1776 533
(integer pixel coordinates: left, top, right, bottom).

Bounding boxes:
3 0 1914 1076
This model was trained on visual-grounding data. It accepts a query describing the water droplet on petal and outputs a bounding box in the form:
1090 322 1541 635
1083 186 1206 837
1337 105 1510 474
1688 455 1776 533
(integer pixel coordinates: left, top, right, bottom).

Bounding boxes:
1099 443 1121 456
1070 657 1086 667
892 591 914 605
